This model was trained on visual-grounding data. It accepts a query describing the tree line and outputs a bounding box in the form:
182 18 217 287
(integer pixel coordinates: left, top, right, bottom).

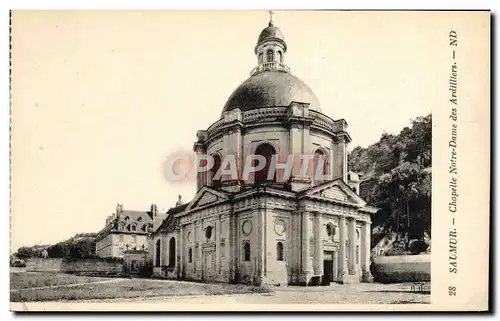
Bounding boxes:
14 232 98 259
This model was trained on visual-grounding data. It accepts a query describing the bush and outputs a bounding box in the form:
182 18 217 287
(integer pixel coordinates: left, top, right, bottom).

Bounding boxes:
409 240 429 254
139 261 153 278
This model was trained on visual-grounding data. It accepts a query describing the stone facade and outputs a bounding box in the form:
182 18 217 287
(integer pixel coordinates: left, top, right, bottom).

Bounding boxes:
150 181 376 286
95 204 157 258
123 249 148 276
149 18 377 286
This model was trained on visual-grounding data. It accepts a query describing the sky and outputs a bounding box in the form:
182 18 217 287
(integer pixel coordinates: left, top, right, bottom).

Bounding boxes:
10 10 441 251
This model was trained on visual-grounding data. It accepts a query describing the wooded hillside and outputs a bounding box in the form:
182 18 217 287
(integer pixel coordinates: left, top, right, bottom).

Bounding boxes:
349 114 432 253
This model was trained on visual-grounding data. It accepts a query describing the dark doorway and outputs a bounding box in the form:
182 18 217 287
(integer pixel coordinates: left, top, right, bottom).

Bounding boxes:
155 240 161 267
323 251 334 285
169 237 176 267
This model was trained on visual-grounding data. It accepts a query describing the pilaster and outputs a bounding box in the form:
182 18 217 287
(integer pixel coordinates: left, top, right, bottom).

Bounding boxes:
362 221 373 282
215 215 221 275
315 213 324 275
300 211 313 284
349 218 356 275
193 221 198 274
179 225 184 278
338 216 348 283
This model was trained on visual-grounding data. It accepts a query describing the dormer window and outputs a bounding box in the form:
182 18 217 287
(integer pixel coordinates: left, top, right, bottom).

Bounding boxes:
131 225 136 231
125 216 130 222
137 217 142 222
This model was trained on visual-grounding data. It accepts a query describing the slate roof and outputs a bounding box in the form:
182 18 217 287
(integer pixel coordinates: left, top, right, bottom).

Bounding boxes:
95 208 155 242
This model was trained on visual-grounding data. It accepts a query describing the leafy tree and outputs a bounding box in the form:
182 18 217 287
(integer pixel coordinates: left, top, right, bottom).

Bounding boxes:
16 246 36 259
69 239 96 258
349 114 432 253
47 242 71 258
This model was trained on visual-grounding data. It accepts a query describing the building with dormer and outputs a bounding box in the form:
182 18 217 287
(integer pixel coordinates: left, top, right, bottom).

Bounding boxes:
95 203 158 258
149 16 377 286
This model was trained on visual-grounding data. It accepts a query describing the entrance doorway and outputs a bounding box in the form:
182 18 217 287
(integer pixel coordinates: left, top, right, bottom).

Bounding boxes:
323 250 338 285
202 249 215 281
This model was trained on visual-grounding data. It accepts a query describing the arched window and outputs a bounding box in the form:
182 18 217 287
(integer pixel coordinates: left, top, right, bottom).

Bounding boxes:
313 149 329 184
211 154 222 189
243 242 251 261
188 248 192 263
254 143 276 183
169 237 176 267
276 242 284 261
277 51 282 63
266 49 274 62
258 53 264 64
155 240 161 267
131 225 136 231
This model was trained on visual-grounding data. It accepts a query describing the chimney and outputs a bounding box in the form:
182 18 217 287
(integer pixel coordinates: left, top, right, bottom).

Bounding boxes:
150 203 158 217
175 194 183 207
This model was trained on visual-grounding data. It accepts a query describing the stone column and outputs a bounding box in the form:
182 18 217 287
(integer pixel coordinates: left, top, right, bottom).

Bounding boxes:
301 211 313 284
193 221 198 274
222 110 243 189
229 211 238 282
255 196 269 285
315 213 324 275
193 141 206 191
261 202 268 285
333 136 349 182
176 228 181 277
215 215 220 276
288 104 313 192
179 225 184 278
338 216 348 283
361 221 373 282
349 218 356 275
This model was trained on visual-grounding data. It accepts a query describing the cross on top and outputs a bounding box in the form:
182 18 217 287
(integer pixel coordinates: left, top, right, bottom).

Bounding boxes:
268 10 274 24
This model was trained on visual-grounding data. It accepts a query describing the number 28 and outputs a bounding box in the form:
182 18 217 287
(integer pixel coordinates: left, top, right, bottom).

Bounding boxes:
449 286 456 296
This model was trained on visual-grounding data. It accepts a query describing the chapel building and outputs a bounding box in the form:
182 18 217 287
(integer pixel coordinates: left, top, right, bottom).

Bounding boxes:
149 17 377 286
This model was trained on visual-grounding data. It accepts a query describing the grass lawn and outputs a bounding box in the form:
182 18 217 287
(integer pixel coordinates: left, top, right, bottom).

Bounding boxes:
10 272 112 290
10 276 273 302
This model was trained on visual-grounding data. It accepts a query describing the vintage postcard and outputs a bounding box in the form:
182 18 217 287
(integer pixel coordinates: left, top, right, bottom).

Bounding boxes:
9 10 490 312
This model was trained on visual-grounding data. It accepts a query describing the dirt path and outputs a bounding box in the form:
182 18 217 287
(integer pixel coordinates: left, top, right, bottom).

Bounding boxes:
10 278 125 292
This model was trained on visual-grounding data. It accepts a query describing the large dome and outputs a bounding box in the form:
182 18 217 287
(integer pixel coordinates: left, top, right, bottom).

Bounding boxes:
222 71 321 116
